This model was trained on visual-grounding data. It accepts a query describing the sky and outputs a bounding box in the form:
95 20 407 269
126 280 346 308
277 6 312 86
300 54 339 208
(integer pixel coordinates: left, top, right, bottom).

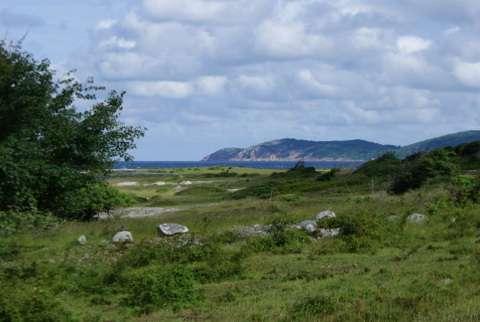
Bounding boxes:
1 0 480 160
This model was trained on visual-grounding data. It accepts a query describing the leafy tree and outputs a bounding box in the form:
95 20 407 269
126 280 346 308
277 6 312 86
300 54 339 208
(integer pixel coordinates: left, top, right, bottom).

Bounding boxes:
0 42 144 219
389 149 459 194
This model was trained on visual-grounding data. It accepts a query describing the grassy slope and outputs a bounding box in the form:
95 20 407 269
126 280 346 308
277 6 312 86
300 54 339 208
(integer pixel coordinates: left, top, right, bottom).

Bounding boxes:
2 167 480 321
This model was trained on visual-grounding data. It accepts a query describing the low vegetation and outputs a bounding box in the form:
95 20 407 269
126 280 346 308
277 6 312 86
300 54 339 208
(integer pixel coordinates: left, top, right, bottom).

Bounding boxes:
1 140 480 320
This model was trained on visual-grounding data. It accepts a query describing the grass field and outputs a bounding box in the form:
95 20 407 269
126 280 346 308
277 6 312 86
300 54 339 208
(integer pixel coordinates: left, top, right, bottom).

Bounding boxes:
2 166 480 321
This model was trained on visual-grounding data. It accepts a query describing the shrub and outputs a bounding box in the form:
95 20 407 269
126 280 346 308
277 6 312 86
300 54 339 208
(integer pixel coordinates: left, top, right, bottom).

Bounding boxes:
193 246 244 282
242 218 310 254
317 169 338 182
0 286 74 322
390 149 459 194
449 175 480 205
354 153 401 178
289 295 336 320
60 183 134 220
0 210 59 236
320 212 395 252
125 265 199 313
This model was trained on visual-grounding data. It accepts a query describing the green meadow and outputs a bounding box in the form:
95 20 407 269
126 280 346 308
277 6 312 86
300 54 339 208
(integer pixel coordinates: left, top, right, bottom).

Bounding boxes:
2 153 480 321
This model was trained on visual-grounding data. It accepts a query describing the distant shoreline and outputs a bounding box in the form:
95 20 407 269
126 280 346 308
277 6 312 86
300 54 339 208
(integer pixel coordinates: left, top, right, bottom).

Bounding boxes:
114 160 364 170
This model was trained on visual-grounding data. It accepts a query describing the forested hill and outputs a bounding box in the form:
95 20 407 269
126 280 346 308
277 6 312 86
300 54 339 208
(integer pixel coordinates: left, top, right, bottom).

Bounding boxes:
202 139 398 161
396 130 480 158
203 131 480 162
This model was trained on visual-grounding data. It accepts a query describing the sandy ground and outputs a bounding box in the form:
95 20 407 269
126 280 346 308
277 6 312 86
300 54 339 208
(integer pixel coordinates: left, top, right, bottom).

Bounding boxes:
98 207 179 219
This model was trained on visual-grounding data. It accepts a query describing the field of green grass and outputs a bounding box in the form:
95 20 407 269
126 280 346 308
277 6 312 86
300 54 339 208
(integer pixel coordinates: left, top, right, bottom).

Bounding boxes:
2 165 480 321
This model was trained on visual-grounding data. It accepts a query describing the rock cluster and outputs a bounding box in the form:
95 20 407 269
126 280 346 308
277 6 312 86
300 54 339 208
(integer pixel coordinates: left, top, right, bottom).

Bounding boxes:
294 210 340 238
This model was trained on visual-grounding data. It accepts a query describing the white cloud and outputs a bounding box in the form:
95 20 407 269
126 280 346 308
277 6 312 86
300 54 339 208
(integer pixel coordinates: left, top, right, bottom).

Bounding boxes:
142 0 226 23
297 70 339 98
96 19 116 30
396 36 432 54
99 36 136 49
453 60 480 88
196 76 228 95
255 20 332 58
128 81 193 98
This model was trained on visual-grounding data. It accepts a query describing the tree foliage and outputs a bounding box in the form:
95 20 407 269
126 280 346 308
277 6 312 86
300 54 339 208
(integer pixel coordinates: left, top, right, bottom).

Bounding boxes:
389 149 459 194
0 42 144 219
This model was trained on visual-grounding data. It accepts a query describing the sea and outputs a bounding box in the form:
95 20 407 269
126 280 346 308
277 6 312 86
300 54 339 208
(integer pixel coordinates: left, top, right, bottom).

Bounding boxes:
114 161 364 170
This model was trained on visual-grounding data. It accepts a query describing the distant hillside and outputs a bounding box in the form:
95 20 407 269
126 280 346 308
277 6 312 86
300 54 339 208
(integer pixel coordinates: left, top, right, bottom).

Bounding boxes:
202 138 398 162
396 131 480 158
203 131 480 162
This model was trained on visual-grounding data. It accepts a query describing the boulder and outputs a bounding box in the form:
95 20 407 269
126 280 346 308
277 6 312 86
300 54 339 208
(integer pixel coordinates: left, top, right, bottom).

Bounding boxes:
407 213 427 224
78 235 87 245
112 231 134 243
316 210 336 221
318 228 341 238
296 220 318 234
158 223 189 236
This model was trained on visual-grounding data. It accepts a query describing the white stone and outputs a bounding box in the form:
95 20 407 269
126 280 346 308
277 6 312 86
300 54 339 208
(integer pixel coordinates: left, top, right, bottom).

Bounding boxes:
316 210 336 221
296 220 318 234
407 213 427 224
78 235 87 245
158 223 189 236
318 228 341 238
112 231 133 243
116 181 138 187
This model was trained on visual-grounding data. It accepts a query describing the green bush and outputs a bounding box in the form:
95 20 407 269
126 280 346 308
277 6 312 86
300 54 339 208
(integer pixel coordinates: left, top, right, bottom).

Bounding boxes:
0 286 74 322
450 175 480 205
60 183 134 220
125 265 199 313
390 149 459 194
317 168 338 181
193 247 244 282
320 212 395 252
355 153 401 178
288 295 337 320
0 211 59 236
242 218 310 254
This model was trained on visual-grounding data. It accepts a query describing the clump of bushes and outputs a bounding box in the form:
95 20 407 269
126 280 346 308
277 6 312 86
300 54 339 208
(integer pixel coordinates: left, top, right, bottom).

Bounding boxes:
317 168 338 181
0 286 74 322
60 183 134 220
449 175 480 205
242 218 311 254
0 211 59 236
288 295 337 320
319 212 396 252
125 265 199 313
390 149 459 195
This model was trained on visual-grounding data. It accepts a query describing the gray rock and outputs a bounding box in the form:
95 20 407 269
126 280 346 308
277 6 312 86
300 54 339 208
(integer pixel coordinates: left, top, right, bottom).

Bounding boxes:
112 231 134 243
316 210 336 221
236 224 271 238
158 223 189 236
407 213 427 224
318 228 341 238
387 215 401 222
78 235 87 245
296 220 318 234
